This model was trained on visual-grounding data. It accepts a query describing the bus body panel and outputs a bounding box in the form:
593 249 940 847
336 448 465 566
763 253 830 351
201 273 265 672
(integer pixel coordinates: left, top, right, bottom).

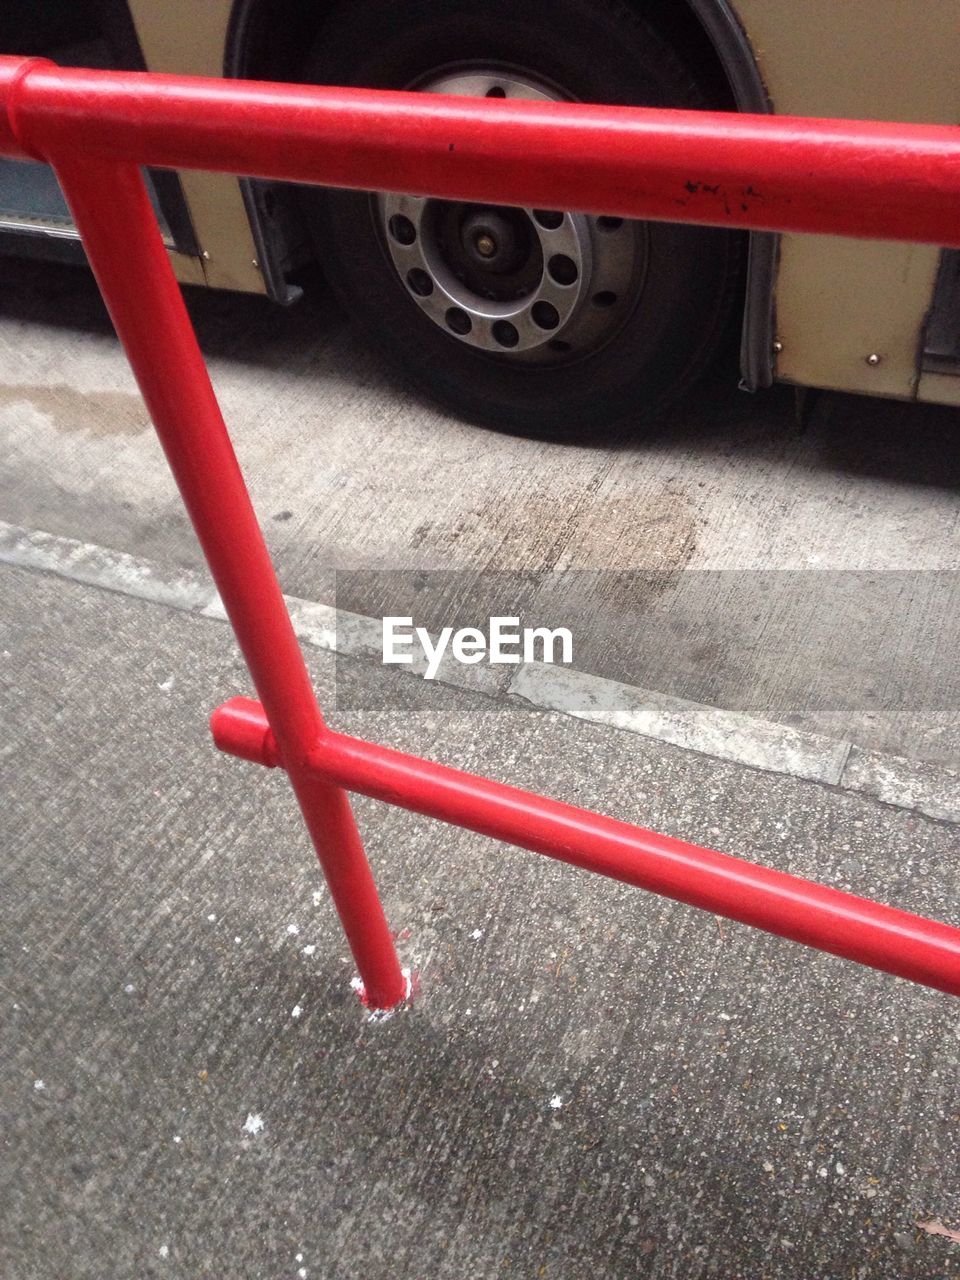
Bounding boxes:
119 0 960 404
736 0 960 402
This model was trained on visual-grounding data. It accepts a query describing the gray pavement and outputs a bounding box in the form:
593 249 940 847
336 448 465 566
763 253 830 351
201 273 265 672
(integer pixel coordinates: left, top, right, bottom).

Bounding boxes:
3 563 960 1280
1 257 959 768
2 254 960 1279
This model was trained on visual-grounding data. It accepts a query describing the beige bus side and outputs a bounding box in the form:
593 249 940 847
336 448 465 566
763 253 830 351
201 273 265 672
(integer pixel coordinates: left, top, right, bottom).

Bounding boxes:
128 0 960 406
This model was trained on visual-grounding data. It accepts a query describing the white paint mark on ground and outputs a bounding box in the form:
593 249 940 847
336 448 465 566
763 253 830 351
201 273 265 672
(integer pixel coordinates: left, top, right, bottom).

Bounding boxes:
302 944 316 956
549 1095 563 1110
469 929 483 940
351 967 414 1023
286 923 300 936
242 1113 264 1136
291 1004 303 1020
157 676 174 692
158 1244 169 1260
33 1079 45 1091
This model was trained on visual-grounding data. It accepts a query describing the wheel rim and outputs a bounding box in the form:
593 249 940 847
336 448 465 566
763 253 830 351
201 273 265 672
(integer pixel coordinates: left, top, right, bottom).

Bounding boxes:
377 68 646 364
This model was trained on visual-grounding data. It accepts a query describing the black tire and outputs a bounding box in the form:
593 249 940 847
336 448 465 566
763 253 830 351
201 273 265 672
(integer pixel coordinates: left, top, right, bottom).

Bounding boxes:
302 0 742 439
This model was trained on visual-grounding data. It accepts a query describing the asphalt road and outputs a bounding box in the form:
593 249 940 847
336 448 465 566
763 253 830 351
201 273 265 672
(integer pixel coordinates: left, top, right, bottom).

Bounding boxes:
2 565 960 1280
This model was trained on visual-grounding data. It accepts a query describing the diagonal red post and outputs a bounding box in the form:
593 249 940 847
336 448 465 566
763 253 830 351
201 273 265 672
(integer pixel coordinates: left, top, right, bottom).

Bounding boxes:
50 153 406 1009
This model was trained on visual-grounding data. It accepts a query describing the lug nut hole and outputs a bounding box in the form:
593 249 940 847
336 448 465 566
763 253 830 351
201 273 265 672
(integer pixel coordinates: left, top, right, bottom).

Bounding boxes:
486 85 506 98
406 268 434 297
597 216 624 231
534 209 564 230
531 301 560 330
548 254 578 286
592 290 618 308
492 320 520 348
445 307 472 335
388 214 417 245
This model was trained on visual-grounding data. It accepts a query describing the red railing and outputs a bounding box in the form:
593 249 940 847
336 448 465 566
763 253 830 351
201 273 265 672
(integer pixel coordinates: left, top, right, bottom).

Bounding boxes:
2 55 959 1009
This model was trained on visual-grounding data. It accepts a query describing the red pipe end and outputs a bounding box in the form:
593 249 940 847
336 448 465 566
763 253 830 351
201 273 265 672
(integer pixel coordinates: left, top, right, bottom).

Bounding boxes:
210 696 279 767
352 966 415 1016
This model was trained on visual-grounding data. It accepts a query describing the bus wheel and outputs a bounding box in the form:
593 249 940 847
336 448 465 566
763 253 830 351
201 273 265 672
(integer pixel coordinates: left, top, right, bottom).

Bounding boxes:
302 0 742 438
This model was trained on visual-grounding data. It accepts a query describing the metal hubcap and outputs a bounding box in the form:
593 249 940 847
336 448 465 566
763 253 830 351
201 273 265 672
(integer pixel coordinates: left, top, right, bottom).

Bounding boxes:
377 69 643 363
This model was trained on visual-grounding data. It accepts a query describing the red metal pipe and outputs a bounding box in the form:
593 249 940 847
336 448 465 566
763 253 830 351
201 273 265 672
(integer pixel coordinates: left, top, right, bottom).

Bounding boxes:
5 54 960 1008
51 155 406 1009
211 698 960 997
1 57 959 246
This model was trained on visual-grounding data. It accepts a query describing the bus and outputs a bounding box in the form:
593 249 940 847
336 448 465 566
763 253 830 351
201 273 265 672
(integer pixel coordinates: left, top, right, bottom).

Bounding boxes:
1 0 958 435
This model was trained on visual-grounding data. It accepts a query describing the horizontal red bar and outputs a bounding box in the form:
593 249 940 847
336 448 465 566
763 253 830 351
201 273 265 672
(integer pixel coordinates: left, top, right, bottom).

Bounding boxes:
212 697 960 997
1 57 959 246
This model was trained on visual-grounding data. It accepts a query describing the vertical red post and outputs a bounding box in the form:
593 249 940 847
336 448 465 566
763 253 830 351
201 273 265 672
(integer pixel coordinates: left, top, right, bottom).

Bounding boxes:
53 155 406 1009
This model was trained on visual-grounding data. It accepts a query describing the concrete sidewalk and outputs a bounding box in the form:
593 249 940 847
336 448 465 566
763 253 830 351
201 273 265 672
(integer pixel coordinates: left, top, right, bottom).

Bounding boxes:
2 560 959 1279
2 256 958 771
